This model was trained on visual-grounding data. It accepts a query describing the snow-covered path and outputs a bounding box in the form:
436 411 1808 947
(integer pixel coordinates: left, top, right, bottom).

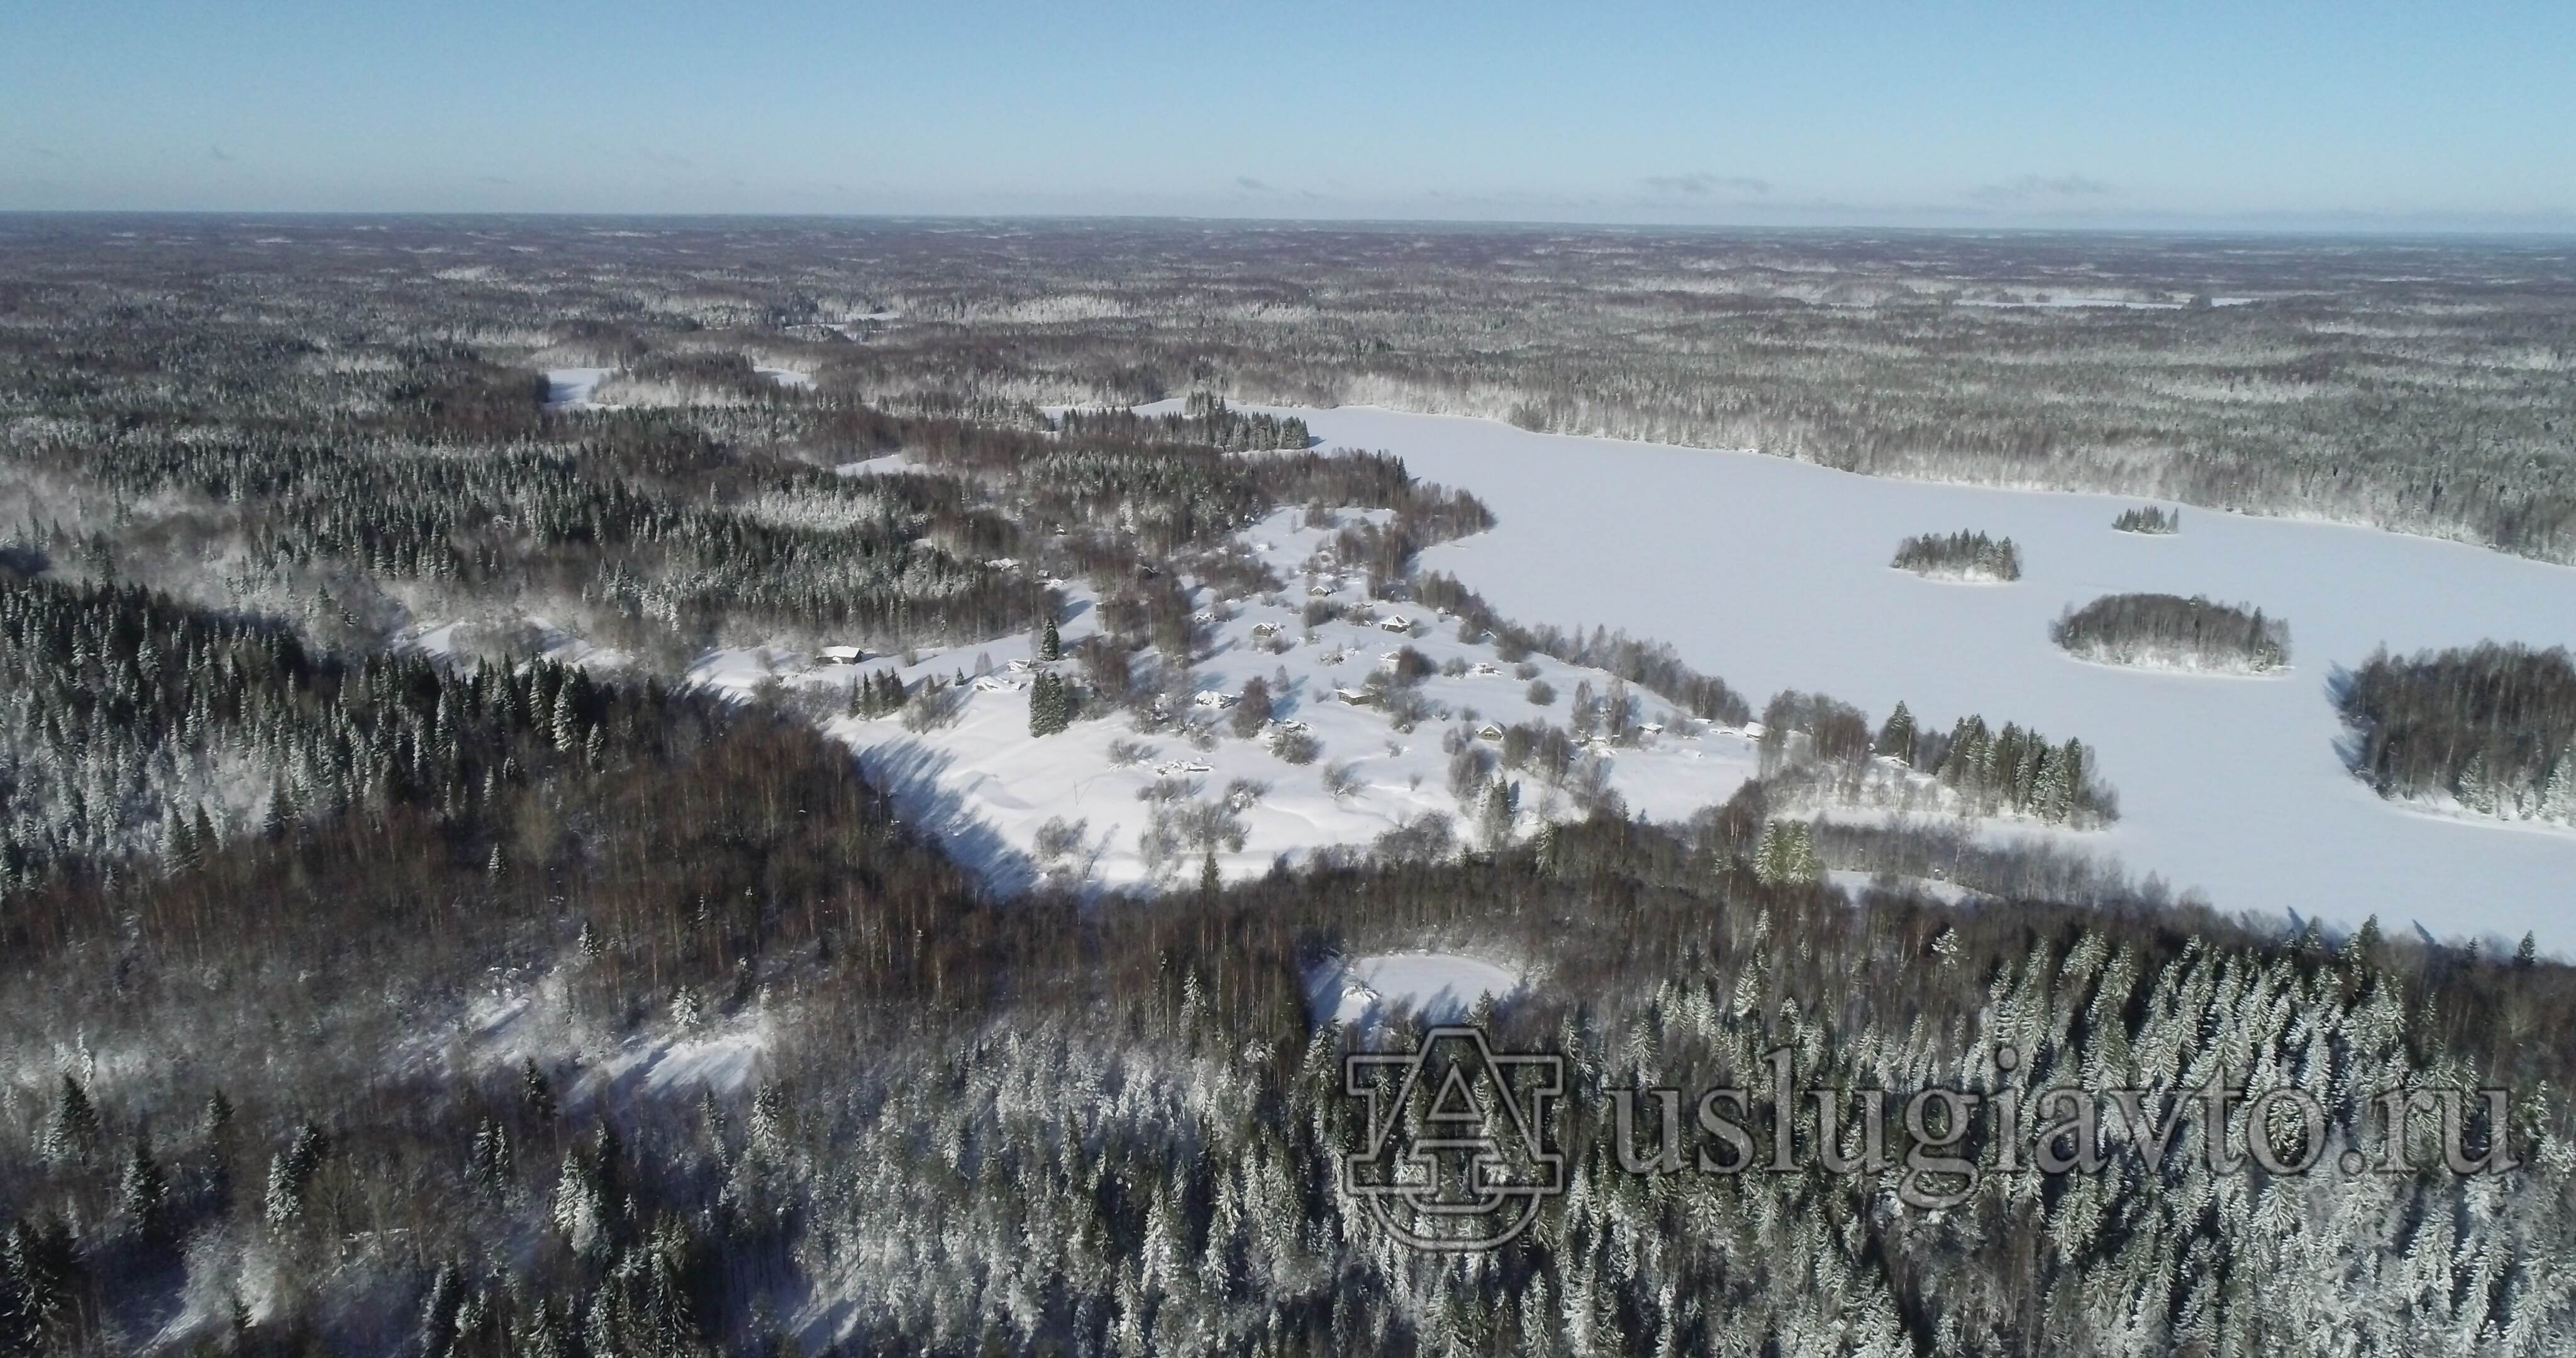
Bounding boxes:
1250 404 2576 952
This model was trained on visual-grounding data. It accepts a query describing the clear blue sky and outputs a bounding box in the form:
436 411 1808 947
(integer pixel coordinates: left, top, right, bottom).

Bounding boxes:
4 1 2569 228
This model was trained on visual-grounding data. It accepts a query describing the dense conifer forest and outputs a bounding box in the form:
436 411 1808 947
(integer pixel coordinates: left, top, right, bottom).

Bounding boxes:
4 691 2570 1351
1 218 2572 1354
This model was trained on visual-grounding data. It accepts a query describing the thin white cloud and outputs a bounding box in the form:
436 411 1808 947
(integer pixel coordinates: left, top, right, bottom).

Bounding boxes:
1970 173 2114 205
1643 173 1771 197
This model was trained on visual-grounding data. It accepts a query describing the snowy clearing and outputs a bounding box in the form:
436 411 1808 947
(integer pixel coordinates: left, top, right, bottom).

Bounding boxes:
541 366 613 409
684 505 1772 893
543 363 808 411
1307 951 1526 1028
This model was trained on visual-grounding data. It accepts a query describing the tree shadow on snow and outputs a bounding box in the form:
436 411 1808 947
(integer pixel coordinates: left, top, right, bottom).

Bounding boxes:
855 737 1043 897
2322 662 2370 776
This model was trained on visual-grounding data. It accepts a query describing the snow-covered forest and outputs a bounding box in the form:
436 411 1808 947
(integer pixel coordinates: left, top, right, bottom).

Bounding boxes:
1889 529 2022 582
2051 593 2292 673
2 218 2574 1354
2337 643 2576 827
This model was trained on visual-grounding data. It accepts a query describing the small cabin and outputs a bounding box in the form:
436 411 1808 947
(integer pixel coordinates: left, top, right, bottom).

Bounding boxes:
818 646 866 665
1377 616 1412 632
1192 691 1238 709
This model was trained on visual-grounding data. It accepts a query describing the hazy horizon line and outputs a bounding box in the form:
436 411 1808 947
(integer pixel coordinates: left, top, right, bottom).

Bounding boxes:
3 207 2572 243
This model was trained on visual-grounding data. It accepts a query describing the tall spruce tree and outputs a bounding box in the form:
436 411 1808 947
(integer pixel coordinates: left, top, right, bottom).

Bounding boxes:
40 1075 100 1168
1877 701 1917 765
1029 671 1069 737
2541 744 2576 823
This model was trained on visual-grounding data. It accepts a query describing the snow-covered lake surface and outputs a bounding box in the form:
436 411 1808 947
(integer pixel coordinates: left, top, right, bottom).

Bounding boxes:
1253 404 2576 951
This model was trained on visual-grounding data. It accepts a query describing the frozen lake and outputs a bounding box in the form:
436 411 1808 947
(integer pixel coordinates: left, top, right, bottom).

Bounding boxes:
1259 405 2576 952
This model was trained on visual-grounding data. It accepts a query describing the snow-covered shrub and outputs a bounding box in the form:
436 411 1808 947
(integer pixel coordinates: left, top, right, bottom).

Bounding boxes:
1106 738 1158 767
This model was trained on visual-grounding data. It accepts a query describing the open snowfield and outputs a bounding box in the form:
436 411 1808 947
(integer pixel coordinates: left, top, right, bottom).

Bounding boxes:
1236 403 2576 951
686 504 1768 893
541 366 613 408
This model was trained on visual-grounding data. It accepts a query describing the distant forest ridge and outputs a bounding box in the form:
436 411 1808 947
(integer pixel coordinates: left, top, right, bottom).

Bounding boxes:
0 219 2570 562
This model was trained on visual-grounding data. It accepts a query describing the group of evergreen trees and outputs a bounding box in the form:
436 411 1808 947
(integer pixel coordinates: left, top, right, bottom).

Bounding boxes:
1750 817 1823 883
2113 505 2182 534
1862 699 2118 825
1889 529 2023 581
1026 670 1073 736
2338 643 2576 824
1922 714 2113 823
1053 392 1312 452
2052 592 2292 672
1747 692 2118 827
843 669 909 719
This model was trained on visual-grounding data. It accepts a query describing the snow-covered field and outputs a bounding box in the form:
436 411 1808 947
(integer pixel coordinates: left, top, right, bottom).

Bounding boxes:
687 505 1767 892
1240 404 2576 951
